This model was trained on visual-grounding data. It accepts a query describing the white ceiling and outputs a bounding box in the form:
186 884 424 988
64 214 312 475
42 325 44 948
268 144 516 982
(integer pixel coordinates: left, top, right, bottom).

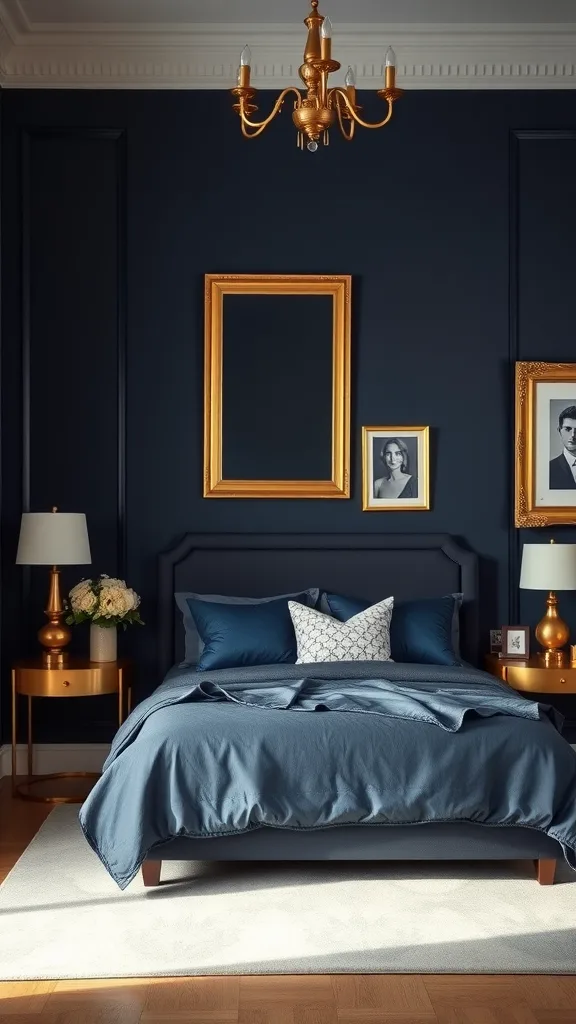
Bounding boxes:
15 0 576 26
1 0 576 88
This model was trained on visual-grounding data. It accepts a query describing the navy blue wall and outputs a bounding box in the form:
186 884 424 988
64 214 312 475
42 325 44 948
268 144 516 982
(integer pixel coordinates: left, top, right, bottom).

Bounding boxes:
2 89 576 741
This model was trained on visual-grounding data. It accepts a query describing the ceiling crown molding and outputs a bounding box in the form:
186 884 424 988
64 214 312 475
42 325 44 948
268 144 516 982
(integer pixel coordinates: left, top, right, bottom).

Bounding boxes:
1 18 576 88
0 0 21 66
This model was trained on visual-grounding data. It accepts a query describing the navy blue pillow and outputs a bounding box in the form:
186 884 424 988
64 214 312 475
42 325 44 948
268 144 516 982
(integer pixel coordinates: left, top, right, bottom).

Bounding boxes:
320 592 462 666
187 593 312 671
176 588 319 666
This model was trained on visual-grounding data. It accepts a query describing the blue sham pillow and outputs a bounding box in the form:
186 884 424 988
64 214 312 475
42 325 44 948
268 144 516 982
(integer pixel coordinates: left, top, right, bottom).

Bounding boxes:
320 592 463 666
176 588 319 666
186 593 314 672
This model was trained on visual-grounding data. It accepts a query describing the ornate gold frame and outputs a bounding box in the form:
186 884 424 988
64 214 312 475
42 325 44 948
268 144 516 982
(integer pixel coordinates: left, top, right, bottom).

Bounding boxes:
361 425 430 512
204 273 351 498
515 361 576 527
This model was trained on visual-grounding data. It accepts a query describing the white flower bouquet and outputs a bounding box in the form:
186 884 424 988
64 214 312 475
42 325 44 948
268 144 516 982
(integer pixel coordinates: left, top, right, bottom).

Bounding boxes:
66 575 143 629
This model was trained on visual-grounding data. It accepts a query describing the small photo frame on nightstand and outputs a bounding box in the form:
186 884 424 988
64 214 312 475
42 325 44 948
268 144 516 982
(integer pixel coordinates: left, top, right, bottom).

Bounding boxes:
490 629 502 654
500 625 530 660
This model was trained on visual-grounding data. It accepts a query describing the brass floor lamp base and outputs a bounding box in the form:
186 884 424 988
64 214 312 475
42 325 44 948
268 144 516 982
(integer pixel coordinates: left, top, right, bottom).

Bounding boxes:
14 771 100 804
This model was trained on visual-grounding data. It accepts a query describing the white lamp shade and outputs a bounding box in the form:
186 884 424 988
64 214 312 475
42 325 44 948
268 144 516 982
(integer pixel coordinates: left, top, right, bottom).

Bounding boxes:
16 512 91 566
519 543 576 591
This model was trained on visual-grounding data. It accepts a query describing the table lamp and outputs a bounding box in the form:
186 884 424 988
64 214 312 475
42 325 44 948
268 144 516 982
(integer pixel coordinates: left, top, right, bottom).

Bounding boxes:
519 539 576 662
16 507 91 666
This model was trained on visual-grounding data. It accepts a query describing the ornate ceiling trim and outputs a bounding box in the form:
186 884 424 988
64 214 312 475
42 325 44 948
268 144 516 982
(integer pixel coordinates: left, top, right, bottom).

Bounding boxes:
0 16 575 88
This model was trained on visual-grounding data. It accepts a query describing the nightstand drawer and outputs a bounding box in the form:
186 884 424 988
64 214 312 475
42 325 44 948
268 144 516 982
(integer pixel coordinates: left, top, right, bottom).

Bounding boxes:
15 664 121 697
504 665 576 693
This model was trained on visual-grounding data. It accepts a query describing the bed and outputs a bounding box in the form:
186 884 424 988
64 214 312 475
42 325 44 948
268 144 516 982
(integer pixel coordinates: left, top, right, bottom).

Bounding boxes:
79 533 576 889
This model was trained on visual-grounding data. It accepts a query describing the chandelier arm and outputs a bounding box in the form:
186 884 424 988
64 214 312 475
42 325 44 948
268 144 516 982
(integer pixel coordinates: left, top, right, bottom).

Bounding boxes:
330 87 393 129
335 94 355 141
240 88 302 130
240 118 270 139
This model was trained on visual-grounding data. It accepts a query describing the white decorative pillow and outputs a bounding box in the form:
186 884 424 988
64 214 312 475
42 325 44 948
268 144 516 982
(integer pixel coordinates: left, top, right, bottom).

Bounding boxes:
288 597 394 664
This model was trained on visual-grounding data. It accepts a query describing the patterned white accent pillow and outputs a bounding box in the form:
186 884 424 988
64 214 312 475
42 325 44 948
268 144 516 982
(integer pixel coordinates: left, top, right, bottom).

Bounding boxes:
288 597 394 664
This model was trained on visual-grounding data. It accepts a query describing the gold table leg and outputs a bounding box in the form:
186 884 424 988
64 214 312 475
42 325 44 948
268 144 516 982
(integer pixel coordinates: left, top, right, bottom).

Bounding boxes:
12 664 125 802
11 669 17 797
27 696 33 780
12 674 101 804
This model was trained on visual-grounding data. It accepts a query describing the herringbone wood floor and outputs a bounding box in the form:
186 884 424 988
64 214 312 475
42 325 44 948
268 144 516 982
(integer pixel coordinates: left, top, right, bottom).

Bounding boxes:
0 777 574 1023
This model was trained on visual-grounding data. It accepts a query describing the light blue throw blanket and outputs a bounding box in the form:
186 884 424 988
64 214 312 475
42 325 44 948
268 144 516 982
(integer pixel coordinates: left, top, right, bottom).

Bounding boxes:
79 662 576 888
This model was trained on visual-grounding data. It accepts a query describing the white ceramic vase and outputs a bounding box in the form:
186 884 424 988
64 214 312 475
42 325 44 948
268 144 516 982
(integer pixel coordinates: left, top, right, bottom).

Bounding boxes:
90 624 117 663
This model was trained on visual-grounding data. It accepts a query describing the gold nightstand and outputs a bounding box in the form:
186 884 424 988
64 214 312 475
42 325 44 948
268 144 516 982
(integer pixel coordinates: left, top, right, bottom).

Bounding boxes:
11 657 130 803
485 653 576 693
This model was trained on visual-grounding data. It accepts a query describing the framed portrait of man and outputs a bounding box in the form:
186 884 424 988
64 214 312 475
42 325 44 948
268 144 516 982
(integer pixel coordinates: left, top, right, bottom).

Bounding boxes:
362 426 430 512
515 362 576 526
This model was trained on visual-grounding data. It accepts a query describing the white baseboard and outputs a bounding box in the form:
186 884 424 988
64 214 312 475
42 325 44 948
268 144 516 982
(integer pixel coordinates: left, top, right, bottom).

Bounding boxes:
0 743 109 778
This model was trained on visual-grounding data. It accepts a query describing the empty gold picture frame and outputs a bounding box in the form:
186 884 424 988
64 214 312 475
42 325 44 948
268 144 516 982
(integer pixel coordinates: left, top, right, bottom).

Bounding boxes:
515 361 576 526
204 273 351 499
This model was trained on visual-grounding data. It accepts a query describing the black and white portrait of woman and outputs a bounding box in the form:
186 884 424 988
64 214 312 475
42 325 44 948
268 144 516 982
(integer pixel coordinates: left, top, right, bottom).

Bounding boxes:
363 426 430 511
373 437 418 500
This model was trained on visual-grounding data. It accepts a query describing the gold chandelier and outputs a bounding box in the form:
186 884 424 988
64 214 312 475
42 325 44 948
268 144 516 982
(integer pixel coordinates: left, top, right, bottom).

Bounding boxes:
231 0 403 151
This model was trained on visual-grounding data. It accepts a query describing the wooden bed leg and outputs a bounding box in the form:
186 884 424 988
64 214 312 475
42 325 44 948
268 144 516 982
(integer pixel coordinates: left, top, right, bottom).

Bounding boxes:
142 859 162 887
536 858 556 885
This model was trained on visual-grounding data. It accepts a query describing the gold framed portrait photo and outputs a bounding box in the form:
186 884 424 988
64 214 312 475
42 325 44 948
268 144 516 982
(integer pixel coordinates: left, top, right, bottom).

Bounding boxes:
362 426 430 512
515 362 576 526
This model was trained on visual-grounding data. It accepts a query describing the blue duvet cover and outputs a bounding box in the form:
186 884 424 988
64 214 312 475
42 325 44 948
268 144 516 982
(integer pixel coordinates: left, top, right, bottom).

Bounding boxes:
79 662 576 888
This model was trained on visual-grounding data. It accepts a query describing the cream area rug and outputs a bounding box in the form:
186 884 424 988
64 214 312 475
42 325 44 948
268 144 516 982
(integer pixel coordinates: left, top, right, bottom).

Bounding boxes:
1 805 576 979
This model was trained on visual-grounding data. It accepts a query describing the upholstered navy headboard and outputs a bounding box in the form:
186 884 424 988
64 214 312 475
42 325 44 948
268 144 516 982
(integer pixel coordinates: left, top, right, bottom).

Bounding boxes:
158 533 479 678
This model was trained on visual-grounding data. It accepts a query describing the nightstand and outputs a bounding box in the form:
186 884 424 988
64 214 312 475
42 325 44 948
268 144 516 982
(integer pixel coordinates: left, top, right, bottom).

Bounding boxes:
11 657 130 803
484 653 576 693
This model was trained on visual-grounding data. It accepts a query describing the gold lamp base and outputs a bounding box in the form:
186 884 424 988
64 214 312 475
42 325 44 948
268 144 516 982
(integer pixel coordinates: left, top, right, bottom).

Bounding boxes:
535 591 570 664
38 565 71 666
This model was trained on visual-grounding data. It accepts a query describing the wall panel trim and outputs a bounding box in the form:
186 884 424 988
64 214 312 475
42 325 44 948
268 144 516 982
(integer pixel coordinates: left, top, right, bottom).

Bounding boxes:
20 126 127 577
508 129 520 624
508 129 576 622
115 128 127 577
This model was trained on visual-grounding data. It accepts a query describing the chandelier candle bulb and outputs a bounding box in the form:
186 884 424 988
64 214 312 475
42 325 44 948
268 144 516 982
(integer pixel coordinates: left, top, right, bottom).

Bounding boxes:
385 46 396 88
320 15 332 59
345 65 356 104
320 15 332 37
238 44 251 87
